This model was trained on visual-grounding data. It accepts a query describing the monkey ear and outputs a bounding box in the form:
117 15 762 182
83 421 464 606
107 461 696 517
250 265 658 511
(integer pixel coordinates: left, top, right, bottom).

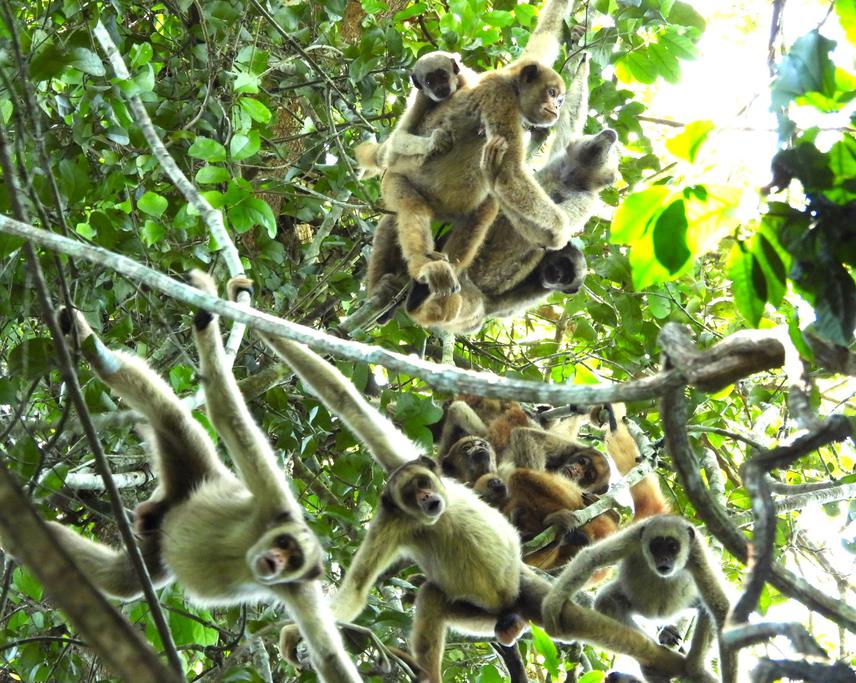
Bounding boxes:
440 457 456 476
418 455 440 473
521 63 540 83
451 58 460 74
686 525 695 540
411 73 422 89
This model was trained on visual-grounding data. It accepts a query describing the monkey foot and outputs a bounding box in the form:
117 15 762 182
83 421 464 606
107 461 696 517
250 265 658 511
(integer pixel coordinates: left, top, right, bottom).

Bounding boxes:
415 259 460 297
494 612 527 646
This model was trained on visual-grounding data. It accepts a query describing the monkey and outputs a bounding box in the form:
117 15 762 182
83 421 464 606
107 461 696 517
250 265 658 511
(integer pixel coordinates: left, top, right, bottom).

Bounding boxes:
26 273 360 683
474 467 620 572
253 332 692 682
438 396 612 495
362 0 574 317
403 54 619 333
599 403 671 519
541 515 733 683
366 45 619 334
356 51 478 177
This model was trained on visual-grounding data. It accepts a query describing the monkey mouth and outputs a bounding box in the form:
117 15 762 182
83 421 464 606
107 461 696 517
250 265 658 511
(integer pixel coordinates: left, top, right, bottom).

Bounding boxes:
656 564 672 575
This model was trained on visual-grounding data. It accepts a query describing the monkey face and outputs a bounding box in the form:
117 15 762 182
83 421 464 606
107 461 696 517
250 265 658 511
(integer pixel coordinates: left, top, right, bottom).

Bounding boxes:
539 243 587 294
517 62 565 128
560 130 620 192
442 436 497 485
386 458 448 525
247 518 323 585
641 519 693 577
558 448 609 493
411 52 462 103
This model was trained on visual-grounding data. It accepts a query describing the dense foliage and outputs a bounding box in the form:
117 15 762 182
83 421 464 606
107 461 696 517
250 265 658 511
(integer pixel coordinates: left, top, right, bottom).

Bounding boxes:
0 0 853 681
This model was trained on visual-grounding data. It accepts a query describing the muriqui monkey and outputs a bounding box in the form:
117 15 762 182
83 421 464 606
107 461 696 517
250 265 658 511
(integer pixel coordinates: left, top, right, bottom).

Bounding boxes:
404 53 620 332
12 274 360 683
254 333 690 682
363 0 575 318
542 515 734 683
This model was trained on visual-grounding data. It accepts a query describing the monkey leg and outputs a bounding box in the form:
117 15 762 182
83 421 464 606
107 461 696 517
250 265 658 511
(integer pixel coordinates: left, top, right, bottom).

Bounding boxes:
366 214 407 296
405 287 463 328
545 593 687 679
58 308 221 501
44 521 169 599
494 611 528 647
506 426 581 470
440 196 500 273
411 582 451 683
381 173 459 296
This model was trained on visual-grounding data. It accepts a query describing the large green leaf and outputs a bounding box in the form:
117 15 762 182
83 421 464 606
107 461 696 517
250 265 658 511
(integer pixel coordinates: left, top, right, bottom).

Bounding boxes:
652 199 690 274
771 31 837 108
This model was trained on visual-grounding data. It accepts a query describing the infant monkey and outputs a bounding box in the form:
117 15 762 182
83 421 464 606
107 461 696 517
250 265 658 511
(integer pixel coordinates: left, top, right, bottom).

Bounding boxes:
356 51 477 176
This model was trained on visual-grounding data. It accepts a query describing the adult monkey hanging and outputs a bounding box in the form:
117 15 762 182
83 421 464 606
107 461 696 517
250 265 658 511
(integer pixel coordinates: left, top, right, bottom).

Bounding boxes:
0 273 360 683
361 0 576 317
244 333 694 681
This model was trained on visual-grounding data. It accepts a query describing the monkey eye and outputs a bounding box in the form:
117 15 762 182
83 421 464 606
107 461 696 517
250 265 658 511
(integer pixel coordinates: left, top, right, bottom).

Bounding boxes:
273 534 295 550
578 456 590 466
416 476 431 488
547 87 558 98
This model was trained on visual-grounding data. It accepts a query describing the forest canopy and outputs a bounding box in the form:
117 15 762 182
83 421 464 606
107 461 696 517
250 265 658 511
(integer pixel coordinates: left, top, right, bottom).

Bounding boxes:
0 0 854 682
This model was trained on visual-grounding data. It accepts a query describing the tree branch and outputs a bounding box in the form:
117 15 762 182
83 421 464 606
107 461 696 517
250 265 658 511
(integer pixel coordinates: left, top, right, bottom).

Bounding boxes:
0 218 800 407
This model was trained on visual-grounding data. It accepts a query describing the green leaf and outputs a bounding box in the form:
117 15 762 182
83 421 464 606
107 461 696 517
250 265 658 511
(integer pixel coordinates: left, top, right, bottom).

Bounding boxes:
393 2 426 21
814 263 856 345
69 47 106 76
530 624 560 678
230 131 261 161
196 165 231 184
137 191 168 218
728 242 765 327
771 31 837 109
836 0 856 46
75 222 95 238
188 137 228 162
611 186 671 243
8 338 55 379
665 120 714 163
752 234 786 308
141 220 166 247
615 50 658 84
484 10 514 27
653 200 690 274
361 0 387 13
647 42 681 83
29 43 67 81
476 665 504 683
130 42 153 68
239 98 272 124
228 197 276 237
579 672 606 683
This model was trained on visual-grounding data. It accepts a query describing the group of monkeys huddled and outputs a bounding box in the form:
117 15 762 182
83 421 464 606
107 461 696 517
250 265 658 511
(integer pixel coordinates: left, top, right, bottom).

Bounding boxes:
0 1 744 681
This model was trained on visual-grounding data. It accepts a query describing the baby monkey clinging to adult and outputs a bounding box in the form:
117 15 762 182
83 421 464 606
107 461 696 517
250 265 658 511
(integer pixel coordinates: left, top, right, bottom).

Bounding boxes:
356 51 477 176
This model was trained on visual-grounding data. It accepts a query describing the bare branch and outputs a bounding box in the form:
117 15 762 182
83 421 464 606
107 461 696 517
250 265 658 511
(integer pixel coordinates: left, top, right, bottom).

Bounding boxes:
723 622 827 657
731 481 856 526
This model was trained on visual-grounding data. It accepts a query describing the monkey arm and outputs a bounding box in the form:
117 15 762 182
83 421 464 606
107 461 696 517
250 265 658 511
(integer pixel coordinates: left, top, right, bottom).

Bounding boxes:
518 0 573 66
506 426 579 469
541 527 635 632
440 196 500 272
687 542 736 681
189 274 294 506
271 582 361 682
257 334 420 473
331 517 405 623
438 400 490 457
546 54 589 158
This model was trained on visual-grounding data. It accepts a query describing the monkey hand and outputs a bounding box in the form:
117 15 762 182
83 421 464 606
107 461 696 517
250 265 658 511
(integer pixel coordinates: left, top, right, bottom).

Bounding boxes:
416 258 460 297
543 509 578 531
426 128 453 159
279 624 308 669
480 136 508 187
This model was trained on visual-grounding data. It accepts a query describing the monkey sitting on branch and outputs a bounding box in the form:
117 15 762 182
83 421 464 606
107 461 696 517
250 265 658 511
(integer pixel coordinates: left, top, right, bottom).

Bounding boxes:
542 514 733 683
4 273 360 683
253 329 690 682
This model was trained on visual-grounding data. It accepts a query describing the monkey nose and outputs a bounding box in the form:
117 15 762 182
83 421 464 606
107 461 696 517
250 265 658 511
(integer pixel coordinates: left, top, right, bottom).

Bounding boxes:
473 448 490 462
426 498 443 515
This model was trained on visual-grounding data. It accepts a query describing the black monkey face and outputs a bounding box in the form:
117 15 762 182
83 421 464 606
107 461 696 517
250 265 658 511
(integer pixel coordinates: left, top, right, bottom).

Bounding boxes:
648 535 681 576
424 69 454 102
539 244 587 294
